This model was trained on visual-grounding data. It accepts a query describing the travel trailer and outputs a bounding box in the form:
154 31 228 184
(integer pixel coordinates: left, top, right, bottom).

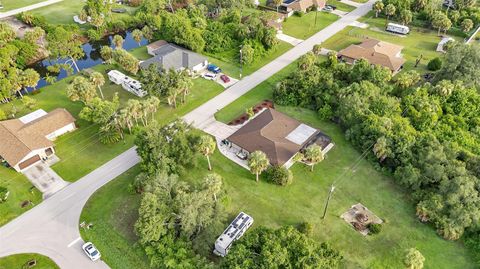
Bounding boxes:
213 212 254 257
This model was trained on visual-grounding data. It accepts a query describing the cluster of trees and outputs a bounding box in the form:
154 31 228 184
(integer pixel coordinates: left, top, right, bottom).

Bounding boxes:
134 1 278 64
68 71 160 144
139 65 193 108
273 43 480 245
0 22 43 104
100 45 140 74
223 226 343 268
373 0 479 35
134 121 223 268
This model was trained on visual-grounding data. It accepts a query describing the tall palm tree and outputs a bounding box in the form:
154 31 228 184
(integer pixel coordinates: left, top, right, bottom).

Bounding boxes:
178 70 193 104
131 29 143 47
248 151 269 182
112 35 124 49
204 174 222 202
89 71 105 99
146 96 160 121
197 135 216 171
303 144 324 172
21 68 40 93
126 99 142 125
118 108 133 134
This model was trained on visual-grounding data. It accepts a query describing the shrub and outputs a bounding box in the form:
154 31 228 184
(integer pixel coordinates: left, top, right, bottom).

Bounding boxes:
0 187 9 203
298 222 314 236
427 57 442 71
265 165 293 186
86 29 102 41
0 109 6 120
294 11 303 17
368 223 382 235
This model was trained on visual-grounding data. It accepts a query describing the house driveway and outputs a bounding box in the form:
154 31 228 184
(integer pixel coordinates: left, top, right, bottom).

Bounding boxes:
23 162 69 199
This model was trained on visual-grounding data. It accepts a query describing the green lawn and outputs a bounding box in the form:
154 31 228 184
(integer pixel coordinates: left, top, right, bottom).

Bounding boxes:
80 166 150 269
214 60 300 123
29 0 137 25
0 253 58 269
0 0 44 11
80 105 476 268
327 0 356 12
282 11 339 39
0 167 42 227
322 14 463 73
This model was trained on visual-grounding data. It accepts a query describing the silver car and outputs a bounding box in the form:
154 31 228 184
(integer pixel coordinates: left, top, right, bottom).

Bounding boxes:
82 242 101 261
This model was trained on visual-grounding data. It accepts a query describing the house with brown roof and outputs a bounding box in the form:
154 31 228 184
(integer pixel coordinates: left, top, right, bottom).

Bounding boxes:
0 109 76 172
226 108 333 168
268 0 326 14
338 38 406 73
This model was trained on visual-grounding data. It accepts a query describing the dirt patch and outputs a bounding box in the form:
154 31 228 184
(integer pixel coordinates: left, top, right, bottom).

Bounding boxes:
341 203 383 236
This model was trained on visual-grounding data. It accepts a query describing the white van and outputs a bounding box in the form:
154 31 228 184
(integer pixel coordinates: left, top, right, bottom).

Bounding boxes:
386 23 410 35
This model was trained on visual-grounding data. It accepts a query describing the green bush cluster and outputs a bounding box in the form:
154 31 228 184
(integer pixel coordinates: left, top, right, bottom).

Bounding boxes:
265 165 293 186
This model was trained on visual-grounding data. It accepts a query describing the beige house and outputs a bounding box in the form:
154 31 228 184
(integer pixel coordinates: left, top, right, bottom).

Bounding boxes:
338 38 406 73
271 0 326 13
0 109 76 172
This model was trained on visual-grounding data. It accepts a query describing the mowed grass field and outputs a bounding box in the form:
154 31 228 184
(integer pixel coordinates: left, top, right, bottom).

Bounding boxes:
80 105 476 269
282 11 339 39
0 253 59 269
322 13 463 73
0 0 44 11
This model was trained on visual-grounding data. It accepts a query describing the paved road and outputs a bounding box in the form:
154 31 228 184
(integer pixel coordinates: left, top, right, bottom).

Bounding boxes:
0 0 63 19
0 148 140 269
0 1 374 268
183 0 375 130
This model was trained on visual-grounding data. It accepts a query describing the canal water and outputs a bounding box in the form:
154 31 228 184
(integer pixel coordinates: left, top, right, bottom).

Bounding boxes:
30 30 149 90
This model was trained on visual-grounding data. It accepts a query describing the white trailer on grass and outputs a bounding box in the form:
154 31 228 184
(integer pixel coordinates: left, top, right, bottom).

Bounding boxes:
386 23 410 35
107 70 147 97
213 212 254 257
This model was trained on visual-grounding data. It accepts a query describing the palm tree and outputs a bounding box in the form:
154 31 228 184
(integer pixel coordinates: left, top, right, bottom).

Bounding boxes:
89 71 105 99
272 0 282 13
178 70 193 104
118 108 133 134
303 144 324 172
373 1 384 18
146 96 160 122
198 135 216 171
21 68 40 93
384 4 396 23
131 29 143 46
248 150 269 182
204 174 222 202
112 35 124 49
373 137 389 162
126 99 142 125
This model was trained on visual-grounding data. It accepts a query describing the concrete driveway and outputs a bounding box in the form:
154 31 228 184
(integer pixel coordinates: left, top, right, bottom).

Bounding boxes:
23 163 69 199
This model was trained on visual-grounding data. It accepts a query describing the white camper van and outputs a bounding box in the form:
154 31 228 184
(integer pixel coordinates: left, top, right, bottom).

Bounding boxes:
386 23 410 35
213 212 254 257
107 70 147 97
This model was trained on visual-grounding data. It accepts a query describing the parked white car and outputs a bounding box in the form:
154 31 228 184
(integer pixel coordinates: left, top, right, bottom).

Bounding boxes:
82 242 101 261
202 72 217 80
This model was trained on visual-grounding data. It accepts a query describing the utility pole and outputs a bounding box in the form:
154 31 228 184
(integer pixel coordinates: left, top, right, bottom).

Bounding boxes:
321 185 335 219
239 46 243 79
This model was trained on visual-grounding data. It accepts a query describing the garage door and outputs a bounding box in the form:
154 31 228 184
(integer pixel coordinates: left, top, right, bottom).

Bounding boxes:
19 155 41 170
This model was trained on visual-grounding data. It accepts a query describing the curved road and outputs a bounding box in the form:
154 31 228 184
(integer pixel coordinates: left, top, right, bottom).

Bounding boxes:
0 1 374 268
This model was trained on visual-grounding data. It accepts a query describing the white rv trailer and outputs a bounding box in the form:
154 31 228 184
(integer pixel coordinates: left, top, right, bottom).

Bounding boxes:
122 77 147 97
386 23 410 35
213 212 254 257
107 70 147 97
107 70 127 85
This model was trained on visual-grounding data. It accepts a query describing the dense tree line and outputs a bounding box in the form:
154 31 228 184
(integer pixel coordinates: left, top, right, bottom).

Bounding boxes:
135 1 279 63
374 0 479 36
273 44 480 247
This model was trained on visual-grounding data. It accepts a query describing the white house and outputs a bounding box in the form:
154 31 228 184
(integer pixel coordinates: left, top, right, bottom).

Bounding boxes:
0 109 76 172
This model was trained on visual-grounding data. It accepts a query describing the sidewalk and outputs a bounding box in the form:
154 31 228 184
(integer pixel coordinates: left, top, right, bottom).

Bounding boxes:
276 32 304 46
0 0 63 19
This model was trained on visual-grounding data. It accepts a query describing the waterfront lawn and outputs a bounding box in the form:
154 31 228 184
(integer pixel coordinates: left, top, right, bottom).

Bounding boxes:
0 0 44 11
282 11 339 39
0 167 42 226
321 16 460 73
0 253 59 269
80 106 476 269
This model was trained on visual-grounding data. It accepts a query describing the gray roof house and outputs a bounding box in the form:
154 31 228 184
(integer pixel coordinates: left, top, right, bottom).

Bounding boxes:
140 40 208 74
